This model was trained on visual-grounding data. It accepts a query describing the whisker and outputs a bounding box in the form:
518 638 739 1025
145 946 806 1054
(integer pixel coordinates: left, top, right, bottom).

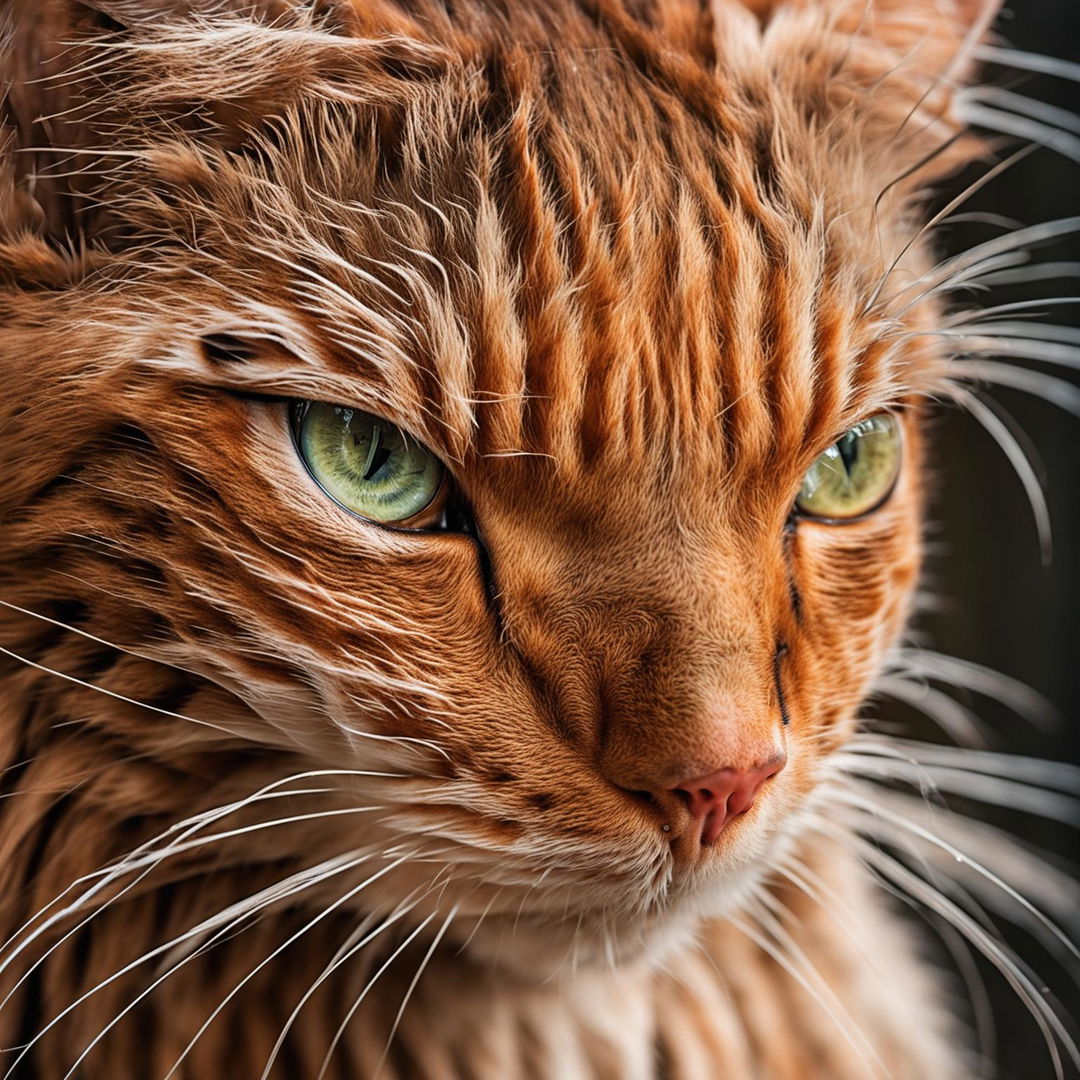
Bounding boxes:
729 904 888 1079
155 847 428 1080
754 889 891 1075
973 262 1080 287
837 750 1080 825
316 910 440 1080
974 45 1080 85
846 734 1080 792
373 904 458 1079
872 672 989 746
945 322 1080 347
893 215 1080 311
0 643 236 736
944 298 1080 325
258 885 439 1080
937 388 1052 563
961 86 1080 138
836 788 1080 970
452 888 503 958
0 791 348 1012
863 144 1039 316
958 103 1080 165
849 837 1078 1079
885 648 1058 728
4 849 378 1079
953 361 1080 418
0 768 404 995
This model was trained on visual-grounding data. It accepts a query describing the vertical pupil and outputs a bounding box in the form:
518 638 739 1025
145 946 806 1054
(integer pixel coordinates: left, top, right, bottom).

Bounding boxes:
363 444 392 480
355 423 393 480
837 432 859 475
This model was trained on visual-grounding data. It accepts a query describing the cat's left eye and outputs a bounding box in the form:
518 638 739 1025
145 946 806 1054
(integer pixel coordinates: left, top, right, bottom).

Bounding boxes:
795 414 902 521
292 401 448 528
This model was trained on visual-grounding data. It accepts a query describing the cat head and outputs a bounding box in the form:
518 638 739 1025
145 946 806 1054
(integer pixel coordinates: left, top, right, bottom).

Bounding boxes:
0 0 1000 973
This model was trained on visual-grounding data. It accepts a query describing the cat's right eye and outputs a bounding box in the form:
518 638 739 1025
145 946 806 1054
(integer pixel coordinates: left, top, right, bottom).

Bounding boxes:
293 401 449 528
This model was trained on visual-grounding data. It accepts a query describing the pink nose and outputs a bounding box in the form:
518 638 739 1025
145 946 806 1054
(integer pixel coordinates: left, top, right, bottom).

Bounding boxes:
667 758 786 846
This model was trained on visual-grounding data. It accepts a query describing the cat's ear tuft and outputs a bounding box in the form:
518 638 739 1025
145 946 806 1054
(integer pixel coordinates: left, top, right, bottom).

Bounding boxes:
837 0 1003 83
0 0 443 274
728 0 1002 72
728 0 775 27
728 0 1000 28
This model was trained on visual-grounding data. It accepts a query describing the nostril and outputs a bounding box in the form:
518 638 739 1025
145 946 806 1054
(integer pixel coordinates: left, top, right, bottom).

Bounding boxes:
671 787 694 809
664 756 786 840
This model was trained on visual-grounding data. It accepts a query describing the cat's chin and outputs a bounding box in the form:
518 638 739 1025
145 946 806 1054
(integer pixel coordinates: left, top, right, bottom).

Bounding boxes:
448 857 772 982
447 907 696 982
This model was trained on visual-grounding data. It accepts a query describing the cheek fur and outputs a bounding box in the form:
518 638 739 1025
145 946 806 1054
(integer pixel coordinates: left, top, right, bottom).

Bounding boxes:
786 461 922 741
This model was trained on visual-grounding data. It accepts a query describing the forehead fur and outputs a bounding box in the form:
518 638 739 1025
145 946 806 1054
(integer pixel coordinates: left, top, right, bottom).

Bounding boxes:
3 0 974 476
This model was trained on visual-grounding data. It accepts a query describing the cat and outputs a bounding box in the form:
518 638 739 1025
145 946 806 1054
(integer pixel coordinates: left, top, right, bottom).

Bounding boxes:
0 0 1077 1077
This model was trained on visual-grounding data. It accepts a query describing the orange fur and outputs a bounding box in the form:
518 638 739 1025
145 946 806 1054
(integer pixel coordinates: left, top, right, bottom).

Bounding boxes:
0 0 1065 1077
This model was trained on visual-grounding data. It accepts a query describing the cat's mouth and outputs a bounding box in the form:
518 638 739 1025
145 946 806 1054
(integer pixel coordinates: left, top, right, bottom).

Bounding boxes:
408 782 801 979
285 734 804 979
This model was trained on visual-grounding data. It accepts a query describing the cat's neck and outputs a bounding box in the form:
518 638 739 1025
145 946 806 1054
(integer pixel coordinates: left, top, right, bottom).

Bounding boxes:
364 847 967 1080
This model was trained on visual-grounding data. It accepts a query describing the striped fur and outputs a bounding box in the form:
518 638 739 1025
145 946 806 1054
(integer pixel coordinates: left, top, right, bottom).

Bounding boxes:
0 1 1074 1077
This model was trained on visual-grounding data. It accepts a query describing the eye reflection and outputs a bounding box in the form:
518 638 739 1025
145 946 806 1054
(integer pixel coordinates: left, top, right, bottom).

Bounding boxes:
294 402 446 526
795 414 902 521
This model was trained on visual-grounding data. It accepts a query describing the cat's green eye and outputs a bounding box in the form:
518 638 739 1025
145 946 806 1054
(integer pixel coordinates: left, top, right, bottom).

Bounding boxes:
295 402 446 526
795 414 902 521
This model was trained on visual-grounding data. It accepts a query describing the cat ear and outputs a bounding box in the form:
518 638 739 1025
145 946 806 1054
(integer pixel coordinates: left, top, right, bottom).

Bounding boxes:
0 1 239 277
0 0 439 281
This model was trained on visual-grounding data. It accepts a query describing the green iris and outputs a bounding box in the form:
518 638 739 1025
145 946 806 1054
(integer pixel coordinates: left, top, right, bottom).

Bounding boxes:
795 414 901 520
296 402 444 524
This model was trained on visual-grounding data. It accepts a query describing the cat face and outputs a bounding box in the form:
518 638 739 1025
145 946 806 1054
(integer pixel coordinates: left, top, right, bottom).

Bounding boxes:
0 0 993 972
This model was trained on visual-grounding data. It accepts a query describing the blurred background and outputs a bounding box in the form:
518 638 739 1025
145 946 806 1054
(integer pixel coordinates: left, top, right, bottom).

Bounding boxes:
885 3 1079 1076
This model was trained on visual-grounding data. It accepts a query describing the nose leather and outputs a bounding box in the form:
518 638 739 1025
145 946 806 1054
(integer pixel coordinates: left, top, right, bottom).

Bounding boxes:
666 758 786 845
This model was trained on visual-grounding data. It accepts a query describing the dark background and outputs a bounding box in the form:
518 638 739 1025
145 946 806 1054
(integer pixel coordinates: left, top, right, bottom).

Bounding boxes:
896 2 1080 1076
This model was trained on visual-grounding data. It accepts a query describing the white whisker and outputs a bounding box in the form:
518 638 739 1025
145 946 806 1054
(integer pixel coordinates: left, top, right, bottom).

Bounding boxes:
937 388 1052 563
316 911 440 1080
836 788 1080 969
851 838 1078 1079
951 361 1080 418
961 87 1080 138
0 769 404 996
975 45 1080 85
373 904 459 1079
0 643 236 736
959 102 1080 165
5 849 378 1080
157 848 425 1080
258 886 439 1080
730 904 889 1080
